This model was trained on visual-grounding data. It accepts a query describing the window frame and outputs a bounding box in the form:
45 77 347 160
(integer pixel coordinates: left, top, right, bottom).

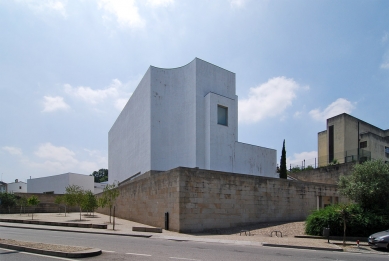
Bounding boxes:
217 105 228 126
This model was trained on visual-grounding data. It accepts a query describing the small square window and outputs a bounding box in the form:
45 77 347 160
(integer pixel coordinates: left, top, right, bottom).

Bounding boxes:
217 105 228 126
360 141 367 148
19 186 22 189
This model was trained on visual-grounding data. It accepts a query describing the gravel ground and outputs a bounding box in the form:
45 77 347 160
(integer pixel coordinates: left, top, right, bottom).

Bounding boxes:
0 239 92 253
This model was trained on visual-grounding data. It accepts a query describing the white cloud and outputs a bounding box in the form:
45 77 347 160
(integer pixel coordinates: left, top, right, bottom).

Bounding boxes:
42 96 70 112
293 111 302 118
63 79 133 110
309 98 355 122
380 62 389 69
238 77 306 124
229 0 247 8
64 79 121 104
35 142 78 164
4 143 107 177
2 146 23 156
147 0 174 7
287 151 318 169
14 0 67 17
98 0 145 29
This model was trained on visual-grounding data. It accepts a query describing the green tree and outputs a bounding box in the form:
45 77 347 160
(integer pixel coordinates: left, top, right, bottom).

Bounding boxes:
65 185 85 221
27 195 40 220
82 190 98 216
16 195 28 215
99 183 119 223
90 169 108 183
279 140 287 179
0 192 17 213
54 195 67 216
337 204 352 246
338 159 389 212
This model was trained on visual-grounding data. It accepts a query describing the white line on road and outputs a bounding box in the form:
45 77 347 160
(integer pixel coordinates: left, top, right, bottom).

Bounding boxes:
102 250 116 253
169 257 202 261
126 252 152 256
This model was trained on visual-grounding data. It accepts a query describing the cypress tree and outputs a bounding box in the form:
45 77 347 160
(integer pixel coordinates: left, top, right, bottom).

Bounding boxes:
280 140 287 179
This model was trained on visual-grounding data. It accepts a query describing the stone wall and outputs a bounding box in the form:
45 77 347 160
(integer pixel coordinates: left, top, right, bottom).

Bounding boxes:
288 162 354 185
97 167 348 232
178 168 347 232
97 170 181 230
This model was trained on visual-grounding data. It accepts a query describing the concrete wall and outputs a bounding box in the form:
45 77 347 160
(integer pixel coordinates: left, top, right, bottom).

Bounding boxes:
150 62 197 171
108 69 152 183
7 182 27 193
98 167 347 232
109 58 277 183
288 162 355 185
318 131 327 167
361 132 389 161
318 113 389 166
27 173 93 194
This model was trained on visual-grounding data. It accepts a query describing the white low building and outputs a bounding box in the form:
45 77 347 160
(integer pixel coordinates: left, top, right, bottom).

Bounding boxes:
7 179 27 193
93 182 108 194
109 58 277 183
27 173 94 194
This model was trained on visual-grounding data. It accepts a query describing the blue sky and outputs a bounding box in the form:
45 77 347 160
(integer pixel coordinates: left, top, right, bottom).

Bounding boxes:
1 0 388 183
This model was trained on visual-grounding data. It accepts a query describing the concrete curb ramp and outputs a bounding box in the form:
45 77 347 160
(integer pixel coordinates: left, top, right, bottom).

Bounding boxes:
262 243 343 252
0 242 102 258
133 226 163 233
0 224 152 238
0 218 107 229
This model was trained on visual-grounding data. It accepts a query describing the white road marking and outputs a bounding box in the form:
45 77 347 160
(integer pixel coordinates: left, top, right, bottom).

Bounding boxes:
169 257 202 261
126 252 152 256
102 250 116 253
0 247 78 260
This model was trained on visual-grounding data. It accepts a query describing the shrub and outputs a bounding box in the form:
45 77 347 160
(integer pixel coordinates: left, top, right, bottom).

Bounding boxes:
305 204 389 237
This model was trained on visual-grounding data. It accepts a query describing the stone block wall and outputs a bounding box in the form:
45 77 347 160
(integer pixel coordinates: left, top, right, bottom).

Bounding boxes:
177 168 347 232
97 170 181 230
288 162 354 185
97 167 348 232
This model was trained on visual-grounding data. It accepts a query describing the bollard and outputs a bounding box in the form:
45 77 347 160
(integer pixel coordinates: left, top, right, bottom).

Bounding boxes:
357 240 359 248
165 212 169 230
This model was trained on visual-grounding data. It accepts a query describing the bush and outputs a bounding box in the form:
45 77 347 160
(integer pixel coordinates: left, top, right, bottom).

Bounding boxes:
305 204 389 237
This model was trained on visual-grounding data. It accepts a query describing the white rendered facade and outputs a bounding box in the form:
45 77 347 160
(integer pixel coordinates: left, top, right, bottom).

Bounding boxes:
7 180 27 193
109 58 277 183
27 173 94 194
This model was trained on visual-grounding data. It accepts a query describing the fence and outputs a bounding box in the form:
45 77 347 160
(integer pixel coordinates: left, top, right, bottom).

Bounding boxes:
288 148 371 172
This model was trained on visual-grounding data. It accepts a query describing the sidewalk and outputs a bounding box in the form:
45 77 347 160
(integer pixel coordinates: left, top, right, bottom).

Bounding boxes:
0 212 384 255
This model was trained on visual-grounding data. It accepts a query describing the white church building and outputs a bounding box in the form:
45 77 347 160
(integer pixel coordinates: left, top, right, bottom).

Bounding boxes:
109 58 277 183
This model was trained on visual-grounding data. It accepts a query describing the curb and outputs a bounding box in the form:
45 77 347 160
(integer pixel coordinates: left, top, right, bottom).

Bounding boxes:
295 235 368 242
0 224 152 238
0 242 102 258
262 243 343 252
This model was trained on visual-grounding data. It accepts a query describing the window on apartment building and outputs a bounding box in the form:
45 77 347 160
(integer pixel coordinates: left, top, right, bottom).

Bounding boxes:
360 141 367 148
19 186 21 189
217 105 228 126
385 147 389 157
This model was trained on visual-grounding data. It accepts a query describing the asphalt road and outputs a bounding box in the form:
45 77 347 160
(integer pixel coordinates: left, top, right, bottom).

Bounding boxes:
0 226 388 261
